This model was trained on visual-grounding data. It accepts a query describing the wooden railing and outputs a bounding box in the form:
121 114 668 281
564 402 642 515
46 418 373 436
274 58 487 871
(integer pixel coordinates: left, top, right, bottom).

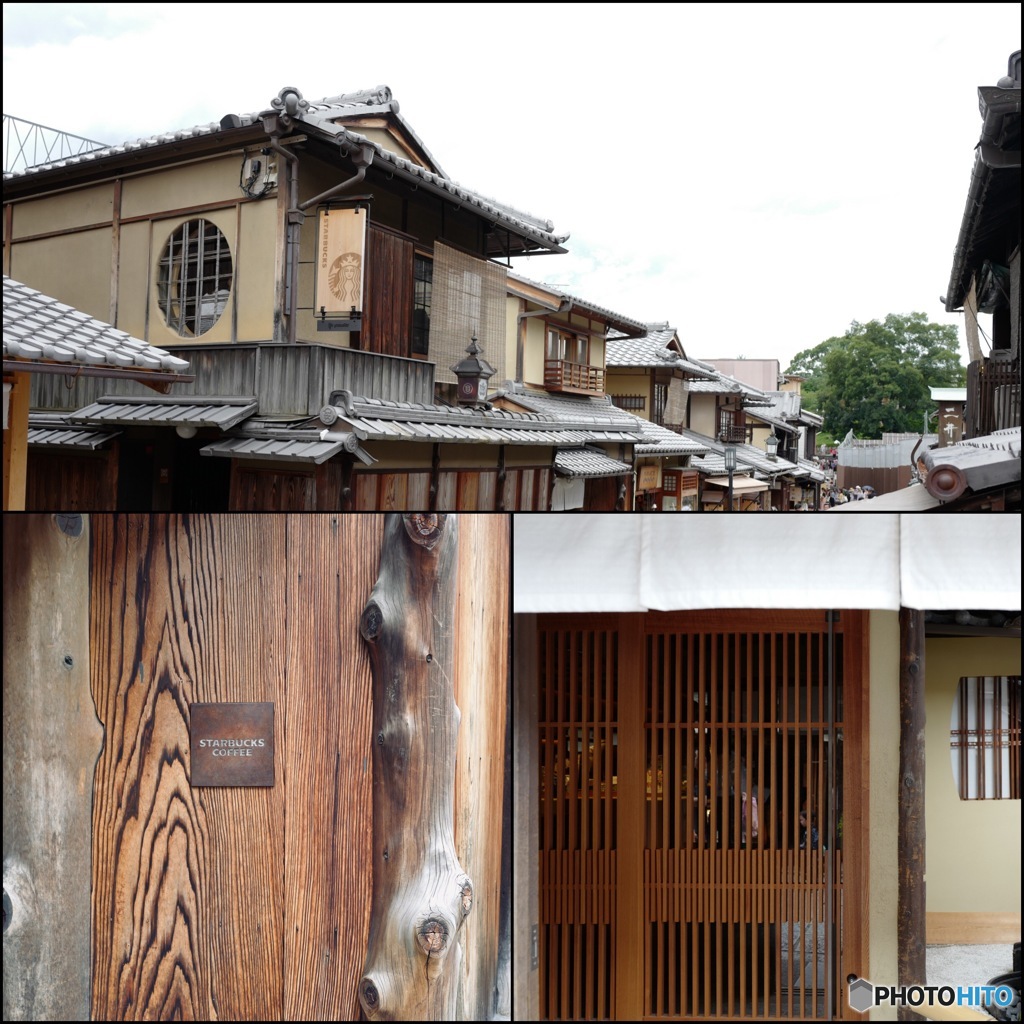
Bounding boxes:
544 358 605 395
966 358 1020 437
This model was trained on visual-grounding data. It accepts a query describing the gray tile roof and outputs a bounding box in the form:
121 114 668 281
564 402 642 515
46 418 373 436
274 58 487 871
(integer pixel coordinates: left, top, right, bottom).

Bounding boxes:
320 390 643 446
634 419 709 457
554 448 632 478
4 276 192 381
685 377 743 394
606 333 718 378
507 273 648 334
69 397 257 429
680 429 799 477
496 382 645 437
4 87 566 254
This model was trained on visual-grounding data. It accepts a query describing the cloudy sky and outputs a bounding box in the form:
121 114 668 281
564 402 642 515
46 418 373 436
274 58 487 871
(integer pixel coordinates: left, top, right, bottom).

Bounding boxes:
3 3 1020 369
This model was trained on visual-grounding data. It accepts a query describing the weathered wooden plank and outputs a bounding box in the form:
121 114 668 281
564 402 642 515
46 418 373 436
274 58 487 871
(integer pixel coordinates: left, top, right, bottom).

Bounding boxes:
358 515 472 1021
90 515 286 1020
3 513 101 1021
898 606 927 1021
453 513 510 1021
282 513 380 1021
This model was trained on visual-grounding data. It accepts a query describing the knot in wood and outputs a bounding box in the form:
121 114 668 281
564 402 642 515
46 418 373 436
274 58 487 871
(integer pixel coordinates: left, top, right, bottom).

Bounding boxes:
403 513 447 549
361 603 383 642
417 918 448 956
361 980 379 1009
460 877 474 916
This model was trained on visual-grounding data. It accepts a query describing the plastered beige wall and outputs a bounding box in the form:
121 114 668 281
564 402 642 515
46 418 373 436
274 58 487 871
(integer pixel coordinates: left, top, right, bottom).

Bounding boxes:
522 317 546 387
10 231 112 323
12 183 114 237
689 392 717 437
120 154 241 219
925 637 1020 913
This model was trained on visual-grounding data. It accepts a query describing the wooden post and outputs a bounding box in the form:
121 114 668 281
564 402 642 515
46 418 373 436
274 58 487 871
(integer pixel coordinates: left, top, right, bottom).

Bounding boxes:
898 607 926 1020
358 514 473 1021
512 614 539 1020
3 513 101 1020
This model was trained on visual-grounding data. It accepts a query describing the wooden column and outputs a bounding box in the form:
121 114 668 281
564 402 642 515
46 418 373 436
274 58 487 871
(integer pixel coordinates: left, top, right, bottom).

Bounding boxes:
898 607 926 1020
3 513 101 1020
358 514 473 1021
512 613 539 1020
3 372 31 510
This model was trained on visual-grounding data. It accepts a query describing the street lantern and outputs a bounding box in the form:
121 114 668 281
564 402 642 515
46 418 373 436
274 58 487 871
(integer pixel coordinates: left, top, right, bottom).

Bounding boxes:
724 444 737 512
765 432 779 461
450 335 496 407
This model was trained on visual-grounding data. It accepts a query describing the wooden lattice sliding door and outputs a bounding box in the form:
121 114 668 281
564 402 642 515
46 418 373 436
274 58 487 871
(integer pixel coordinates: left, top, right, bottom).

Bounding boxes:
538 623 620 1021
538 611 866 1022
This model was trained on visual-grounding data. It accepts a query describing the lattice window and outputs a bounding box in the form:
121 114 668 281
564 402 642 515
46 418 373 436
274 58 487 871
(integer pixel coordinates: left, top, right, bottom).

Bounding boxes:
157 219 232 337
610 394 645 411
950 676 1021 800
411 254 432 356
653 382 667 425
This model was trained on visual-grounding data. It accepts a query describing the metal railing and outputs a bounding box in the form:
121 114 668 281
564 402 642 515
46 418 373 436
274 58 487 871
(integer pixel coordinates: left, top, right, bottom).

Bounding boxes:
3 114 108 175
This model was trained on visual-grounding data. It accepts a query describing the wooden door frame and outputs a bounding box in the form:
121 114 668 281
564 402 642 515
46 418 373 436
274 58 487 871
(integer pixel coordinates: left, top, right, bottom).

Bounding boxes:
522 609 870 1022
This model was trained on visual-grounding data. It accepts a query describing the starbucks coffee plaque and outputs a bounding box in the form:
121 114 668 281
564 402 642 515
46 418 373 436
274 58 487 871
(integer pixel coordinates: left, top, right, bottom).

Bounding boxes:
190 702 275 786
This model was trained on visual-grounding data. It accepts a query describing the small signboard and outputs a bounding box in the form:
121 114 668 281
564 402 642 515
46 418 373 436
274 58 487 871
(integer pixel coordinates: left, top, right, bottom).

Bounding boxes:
190 702 275 787
315 205 367 320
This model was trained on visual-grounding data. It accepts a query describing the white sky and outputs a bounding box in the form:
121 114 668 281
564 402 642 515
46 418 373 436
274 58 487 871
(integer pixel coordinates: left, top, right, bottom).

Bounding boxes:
3 2 1020 370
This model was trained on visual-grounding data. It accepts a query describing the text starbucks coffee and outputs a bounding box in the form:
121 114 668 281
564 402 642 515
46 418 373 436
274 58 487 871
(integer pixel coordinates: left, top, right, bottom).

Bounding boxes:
199 737 266 757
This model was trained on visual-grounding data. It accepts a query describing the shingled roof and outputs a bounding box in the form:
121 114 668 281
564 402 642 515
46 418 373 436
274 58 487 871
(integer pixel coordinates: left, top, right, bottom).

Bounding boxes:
3 275 193 389
4 86 567 256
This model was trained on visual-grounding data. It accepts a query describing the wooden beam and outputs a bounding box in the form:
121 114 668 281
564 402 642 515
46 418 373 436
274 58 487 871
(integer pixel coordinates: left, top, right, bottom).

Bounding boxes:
358 514 472 1021
964 276 983 364
898 607 927 1020
3 371 31 510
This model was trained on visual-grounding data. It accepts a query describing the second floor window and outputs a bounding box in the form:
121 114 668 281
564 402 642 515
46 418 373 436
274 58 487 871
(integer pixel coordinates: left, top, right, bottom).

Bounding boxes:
412 254 432 356
158 219 232 337
547 328 589 364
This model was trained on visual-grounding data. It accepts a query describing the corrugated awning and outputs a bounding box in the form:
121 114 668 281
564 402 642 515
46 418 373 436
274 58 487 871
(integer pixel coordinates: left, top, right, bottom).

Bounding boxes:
28 425 121 449
69 396 257 429
201 436 347 465
554 448 632 478
704 475 770 493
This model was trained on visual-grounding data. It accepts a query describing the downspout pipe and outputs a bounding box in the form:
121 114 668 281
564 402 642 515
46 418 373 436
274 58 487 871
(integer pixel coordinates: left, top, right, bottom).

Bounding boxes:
261 128 301 344
262 110 374 344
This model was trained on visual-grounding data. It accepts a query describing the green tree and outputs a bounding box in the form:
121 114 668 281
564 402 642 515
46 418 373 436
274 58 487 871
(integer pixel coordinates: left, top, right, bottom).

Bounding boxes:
786 313 965 439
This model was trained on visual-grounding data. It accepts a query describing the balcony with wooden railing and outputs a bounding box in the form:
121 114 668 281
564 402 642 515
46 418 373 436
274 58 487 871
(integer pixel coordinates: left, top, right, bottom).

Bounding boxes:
544 358 605 395
718 424 752 444
966 358 1020 437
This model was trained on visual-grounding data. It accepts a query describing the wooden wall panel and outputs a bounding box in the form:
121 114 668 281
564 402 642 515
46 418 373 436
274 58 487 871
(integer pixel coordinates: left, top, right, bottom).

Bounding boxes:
90 515 287 1020
363 224 414 358
454 514 511 1020
88 513 505 1020
283 514 382 1020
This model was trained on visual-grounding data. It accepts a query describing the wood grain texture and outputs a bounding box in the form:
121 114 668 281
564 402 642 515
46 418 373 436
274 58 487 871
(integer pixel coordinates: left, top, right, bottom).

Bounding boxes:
283 513 380 1021
91 515 287 1020
358 514 473 1021
453 513 510 1020
90 514 504 1020
91 516 379 1020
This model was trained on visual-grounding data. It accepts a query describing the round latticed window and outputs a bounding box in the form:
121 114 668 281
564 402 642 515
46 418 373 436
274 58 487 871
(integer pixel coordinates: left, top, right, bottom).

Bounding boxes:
158 219 232 336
